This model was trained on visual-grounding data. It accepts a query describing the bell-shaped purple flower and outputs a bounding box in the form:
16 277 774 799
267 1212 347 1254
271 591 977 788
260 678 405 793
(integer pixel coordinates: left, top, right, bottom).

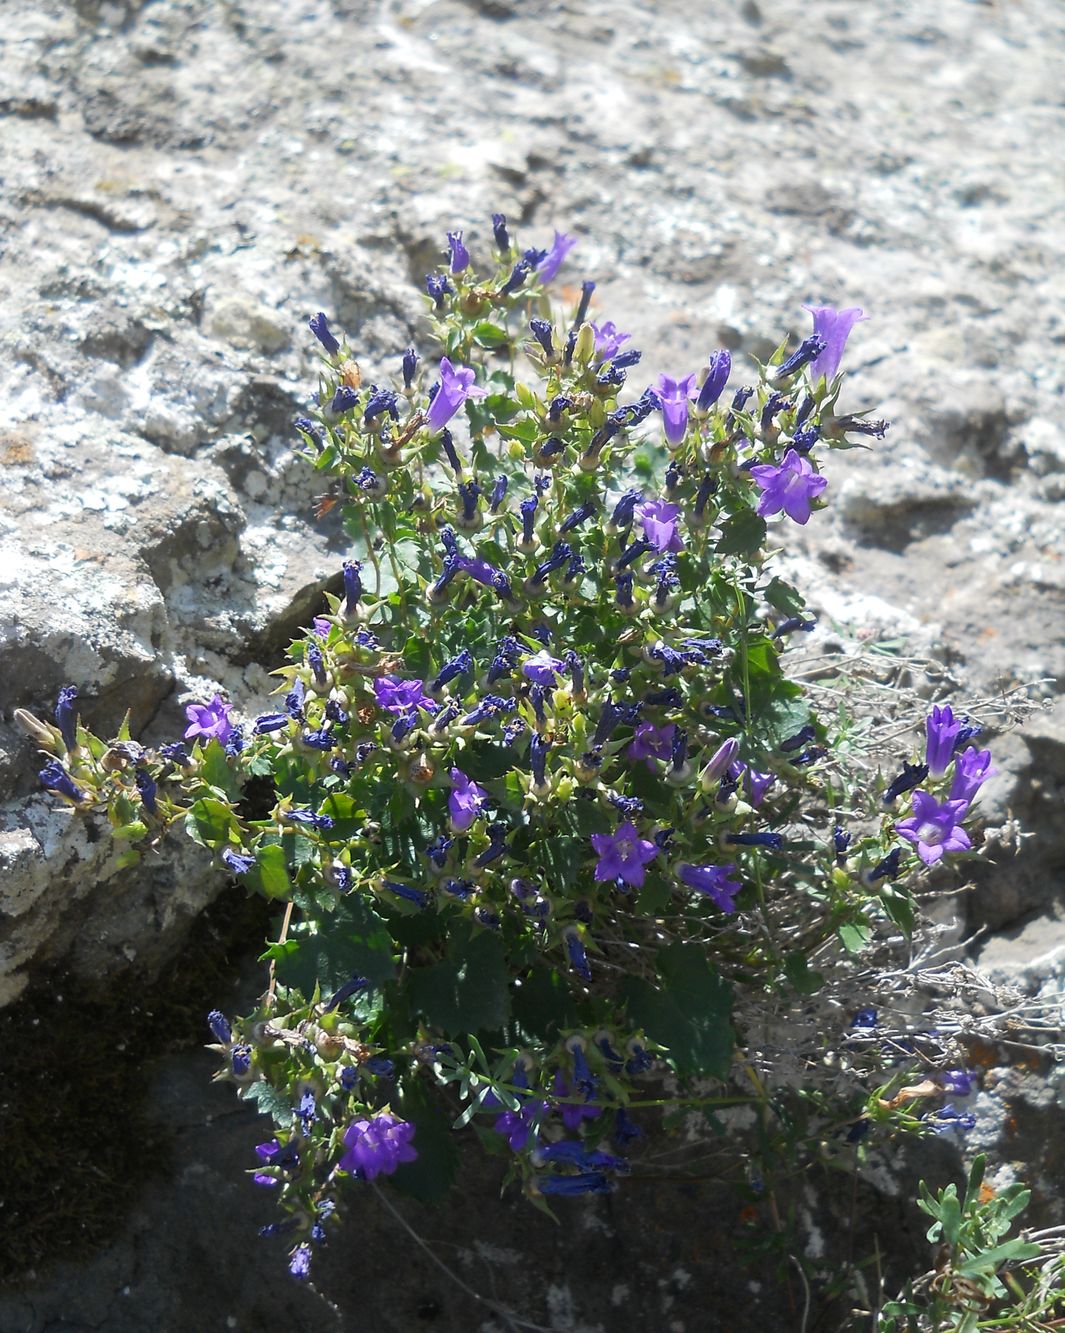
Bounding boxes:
677 862 742 913
895 790 971 866
654 373 698 447
591 321 631 362
183 694 234 745
636 499 684 553
522 648 564 686
749 449 828 525
339 1112 417 1180
590 821 658 889
373 676 438 716
448 767 487 831
950 746 996 806
626 721 675 772
425 357 487 434
801 304 867 381
925 704 962 777
446 230 469 274
536 230 578 284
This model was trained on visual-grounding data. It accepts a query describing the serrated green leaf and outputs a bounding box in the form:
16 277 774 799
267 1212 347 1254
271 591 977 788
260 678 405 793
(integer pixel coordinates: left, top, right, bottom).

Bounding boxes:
620 942 733 1079
716 509 767 558
185 797 237 849
274 897 396 999
408 930 510 1036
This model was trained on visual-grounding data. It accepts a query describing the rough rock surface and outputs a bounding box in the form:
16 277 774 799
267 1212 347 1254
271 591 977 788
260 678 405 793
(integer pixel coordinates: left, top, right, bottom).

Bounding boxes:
1 0 1064 1325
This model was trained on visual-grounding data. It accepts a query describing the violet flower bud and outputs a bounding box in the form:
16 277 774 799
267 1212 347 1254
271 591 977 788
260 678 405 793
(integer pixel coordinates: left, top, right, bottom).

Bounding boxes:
696 349 731 411
55 685 78 751
342 560 362 615
529 319 554 356
402 346 418 389
135 767 158 815
446 230 469 274
309 312 340 356
492 212 510 251
774 335 826 379
425 273 452 308
438 428 462 473
574 280 595 328
489 475 508 513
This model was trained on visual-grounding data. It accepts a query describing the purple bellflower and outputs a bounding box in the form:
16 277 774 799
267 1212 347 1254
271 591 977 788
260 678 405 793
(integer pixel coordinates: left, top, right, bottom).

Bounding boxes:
895 791 972 866
339 1113 417 1180
591 321 631 362
654 373 698 447
696 350 731 411
55 685 78 751
425 357 487 434
39 761 83 803
677 862 742 913
591 821 658 889
446 230 469 274
309 312 340 356
925 704 962 776
636 499 684 553
745 768 776 807
749 449 828 525
448 767 487 831
802 304 867 382
523 648 564 686
626 721 676 772
950 746 996 806
374 676 438 717
536 230 578 284
184 694 234 745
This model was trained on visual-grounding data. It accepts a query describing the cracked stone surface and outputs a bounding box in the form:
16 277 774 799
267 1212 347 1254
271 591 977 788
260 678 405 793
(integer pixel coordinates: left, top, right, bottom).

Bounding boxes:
1 0 1064 1324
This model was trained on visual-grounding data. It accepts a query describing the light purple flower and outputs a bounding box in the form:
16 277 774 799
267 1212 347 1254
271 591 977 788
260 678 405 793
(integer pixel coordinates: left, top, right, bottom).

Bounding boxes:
626 722 676 772
677 862 742 913
373 676 438 716
654 373 698 447
425 357 487 434
937 1069 975 1097
745 768 776 807
591 821 658 888
448 767 487 831
183 693 234 744
536 231 578 284
802 304 867 382
925 704 962 777
522 649 564 686
591 321 631 362
950 746 996 806
749 449 828 525
636 499 684 553
895 790 972 867
312 616 331 638
339 1112 417 1180
700 738 740 787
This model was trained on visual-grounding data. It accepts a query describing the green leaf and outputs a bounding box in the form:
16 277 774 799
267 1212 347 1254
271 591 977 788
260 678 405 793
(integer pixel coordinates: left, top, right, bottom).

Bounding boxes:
635 878 673 916
716 509 767 558
955 1240 1042 1276
512 966 579 1040
408 930 510 1036
763 577 806 618
620 942 734 1079
782 953 824 995
273 897 396 998
200 739 240 798
318 791 362 841
256 843 292 899
185 797 237 849
838 921 872 954
472 321 509 349
245 1081 295 1126
391 1093 459 1203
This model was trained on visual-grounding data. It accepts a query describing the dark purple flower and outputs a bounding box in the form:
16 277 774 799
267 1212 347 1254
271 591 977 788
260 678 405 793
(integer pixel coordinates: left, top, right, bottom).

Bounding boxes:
309 312 340 356
677 862 742 913
339 1112 417 1180
950 746 996 806
425 357 486 434
54 685 78 751
937 1069 975 1097
654 373 698 447
402 346 418 389
207 1009 232 1043
373 676 438 716
925 705 962 777
281 809 335 830
896 791 971 866
559 500 596 534
529 319 554 356
742 769 775 807
696 350 731 411
850 1008 877 1028
574 279 595 327
749 449 828 525
253 713 290 734
591 821 658 888
536 1172 612 1196
425 273 452 308
883 761 929 804
491 212 510 251
636 499 684 553
591 321 631 361
448 767 487 831
626 721 675 772
183 694 234 745
802 304 867 381
928 1104 976 1134
536 231 578 284
489 475 508 513
289 1245 312 1281
330 385 360 415
446 230 469 274
775 335 827 380
135 767 158 814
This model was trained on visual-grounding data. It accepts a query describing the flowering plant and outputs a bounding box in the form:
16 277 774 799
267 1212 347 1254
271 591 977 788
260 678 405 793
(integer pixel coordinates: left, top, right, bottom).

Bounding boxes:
26 219 1011 1289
